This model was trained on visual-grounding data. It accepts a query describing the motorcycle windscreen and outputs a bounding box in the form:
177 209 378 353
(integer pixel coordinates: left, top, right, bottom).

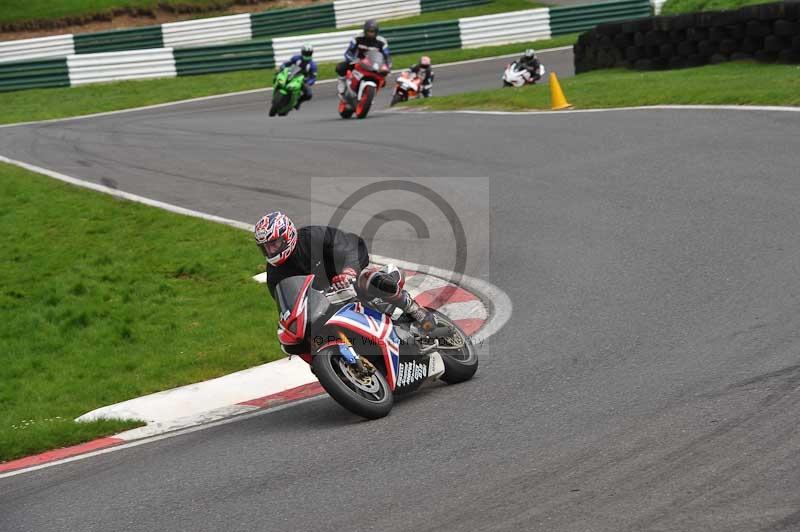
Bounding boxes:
361 49 385 71
276 275 330 328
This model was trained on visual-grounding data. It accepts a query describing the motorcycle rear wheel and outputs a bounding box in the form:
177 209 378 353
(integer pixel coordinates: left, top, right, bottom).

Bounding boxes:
312 347 393 419
429 309 478 384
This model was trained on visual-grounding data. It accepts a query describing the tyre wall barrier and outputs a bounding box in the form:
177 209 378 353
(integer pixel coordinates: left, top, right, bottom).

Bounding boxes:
574 1 800 73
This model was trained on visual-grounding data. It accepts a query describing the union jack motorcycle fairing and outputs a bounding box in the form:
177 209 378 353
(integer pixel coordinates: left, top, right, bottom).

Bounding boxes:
338 49 390 120
275 274 478 419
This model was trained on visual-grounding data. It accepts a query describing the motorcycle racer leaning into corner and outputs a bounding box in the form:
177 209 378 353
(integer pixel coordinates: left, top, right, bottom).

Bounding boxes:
254 211 437 355
278 43 318 110
336 19 393 99
518 48 544 83
408 56 435 98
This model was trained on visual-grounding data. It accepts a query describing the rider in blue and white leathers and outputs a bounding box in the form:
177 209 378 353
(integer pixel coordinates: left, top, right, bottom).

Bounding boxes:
335 20 392 98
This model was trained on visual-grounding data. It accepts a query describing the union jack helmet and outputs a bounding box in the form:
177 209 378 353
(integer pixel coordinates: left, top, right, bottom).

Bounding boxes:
254 211 297 266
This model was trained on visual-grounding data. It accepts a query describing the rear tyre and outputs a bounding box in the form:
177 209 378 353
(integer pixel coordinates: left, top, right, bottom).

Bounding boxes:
429 309 478 384
356 85 375 119
312 347 393 419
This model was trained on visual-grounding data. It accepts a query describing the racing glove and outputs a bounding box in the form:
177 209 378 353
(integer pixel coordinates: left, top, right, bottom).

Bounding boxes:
331 267 358 291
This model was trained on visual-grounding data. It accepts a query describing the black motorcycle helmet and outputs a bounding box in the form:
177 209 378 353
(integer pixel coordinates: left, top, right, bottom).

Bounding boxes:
363 19 379 38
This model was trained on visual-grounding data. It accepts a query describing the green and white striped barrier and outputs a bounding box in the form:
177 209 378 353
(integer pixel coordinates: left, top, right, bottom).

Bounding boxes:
0 34 75 63
0 0 487 64
459 8 550 48
0 0 653 93
161 13 252 48
334 0 423 27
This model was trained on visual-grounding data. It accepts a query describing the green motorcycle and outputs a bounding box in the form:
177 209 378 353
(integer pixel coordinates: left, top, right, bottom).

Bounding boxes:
269 64 306 117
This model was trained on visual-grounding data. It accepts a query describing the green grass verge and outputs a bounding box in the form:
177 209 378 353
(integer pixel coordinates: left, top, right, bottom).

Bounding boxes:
364 0 545 29
403 61 800 111
0 162 278 462
0 34 577 125
1 0 245 25
660 0 770 15
1 0 540 29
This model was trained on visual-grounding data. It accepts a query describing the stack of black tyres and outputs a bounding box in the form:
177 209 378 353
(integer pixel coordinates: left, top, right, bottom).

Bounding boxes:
574 1 800 73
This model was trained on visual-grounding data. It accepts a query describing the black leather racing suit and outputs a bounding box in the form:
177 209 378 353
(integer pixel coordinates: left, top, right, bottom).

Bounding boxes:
518 56 542 82
408 64 434 97
267 226 436 351
266 225 369 300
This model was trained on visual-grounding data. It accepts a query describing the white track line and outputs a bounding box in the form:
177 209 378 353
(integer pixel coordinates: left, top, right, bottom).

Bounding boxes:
0 46 573 129
0 155 251 231
0 395 326 480
414 104 800 116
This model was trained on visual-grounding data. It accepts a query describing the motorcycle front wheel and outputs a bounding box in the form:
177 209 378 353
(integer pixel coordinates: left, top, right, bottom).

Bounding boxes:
270 92 291 117
312 347 393 419
356 85 375 119
390 91 406 107
338 100 354 119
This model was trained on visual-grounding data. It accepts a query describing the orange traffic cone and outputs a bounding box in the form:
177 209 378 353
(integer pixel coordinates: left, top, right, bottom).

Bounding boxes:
549 72 572 110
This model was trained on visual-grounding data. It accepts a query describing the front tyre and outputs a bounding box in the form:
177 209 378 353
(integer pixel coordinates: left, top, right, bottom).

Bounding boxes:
390 91 406 107
312 347 393 419
338 100 354 119
356 85 375 119
429 310 478 384
270 92 290 117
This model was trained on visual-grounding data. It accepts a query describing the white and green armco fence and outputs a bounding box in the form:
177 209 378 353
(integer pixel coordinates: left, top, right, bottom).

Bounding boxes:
0 0 655 92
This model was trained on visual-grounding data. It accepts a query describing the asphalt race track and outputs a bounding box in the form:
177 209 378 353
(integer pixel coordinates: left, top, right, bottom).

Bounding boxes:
3 47 800 532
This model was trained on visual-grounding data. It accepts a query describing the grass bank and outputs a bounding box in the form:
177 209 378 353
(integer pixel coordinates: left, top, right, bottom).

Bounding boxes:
660 0 771 15
363 0 544 28
1 0 262 26
0 34 577 125
0 162 278 462
403 61 800 111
